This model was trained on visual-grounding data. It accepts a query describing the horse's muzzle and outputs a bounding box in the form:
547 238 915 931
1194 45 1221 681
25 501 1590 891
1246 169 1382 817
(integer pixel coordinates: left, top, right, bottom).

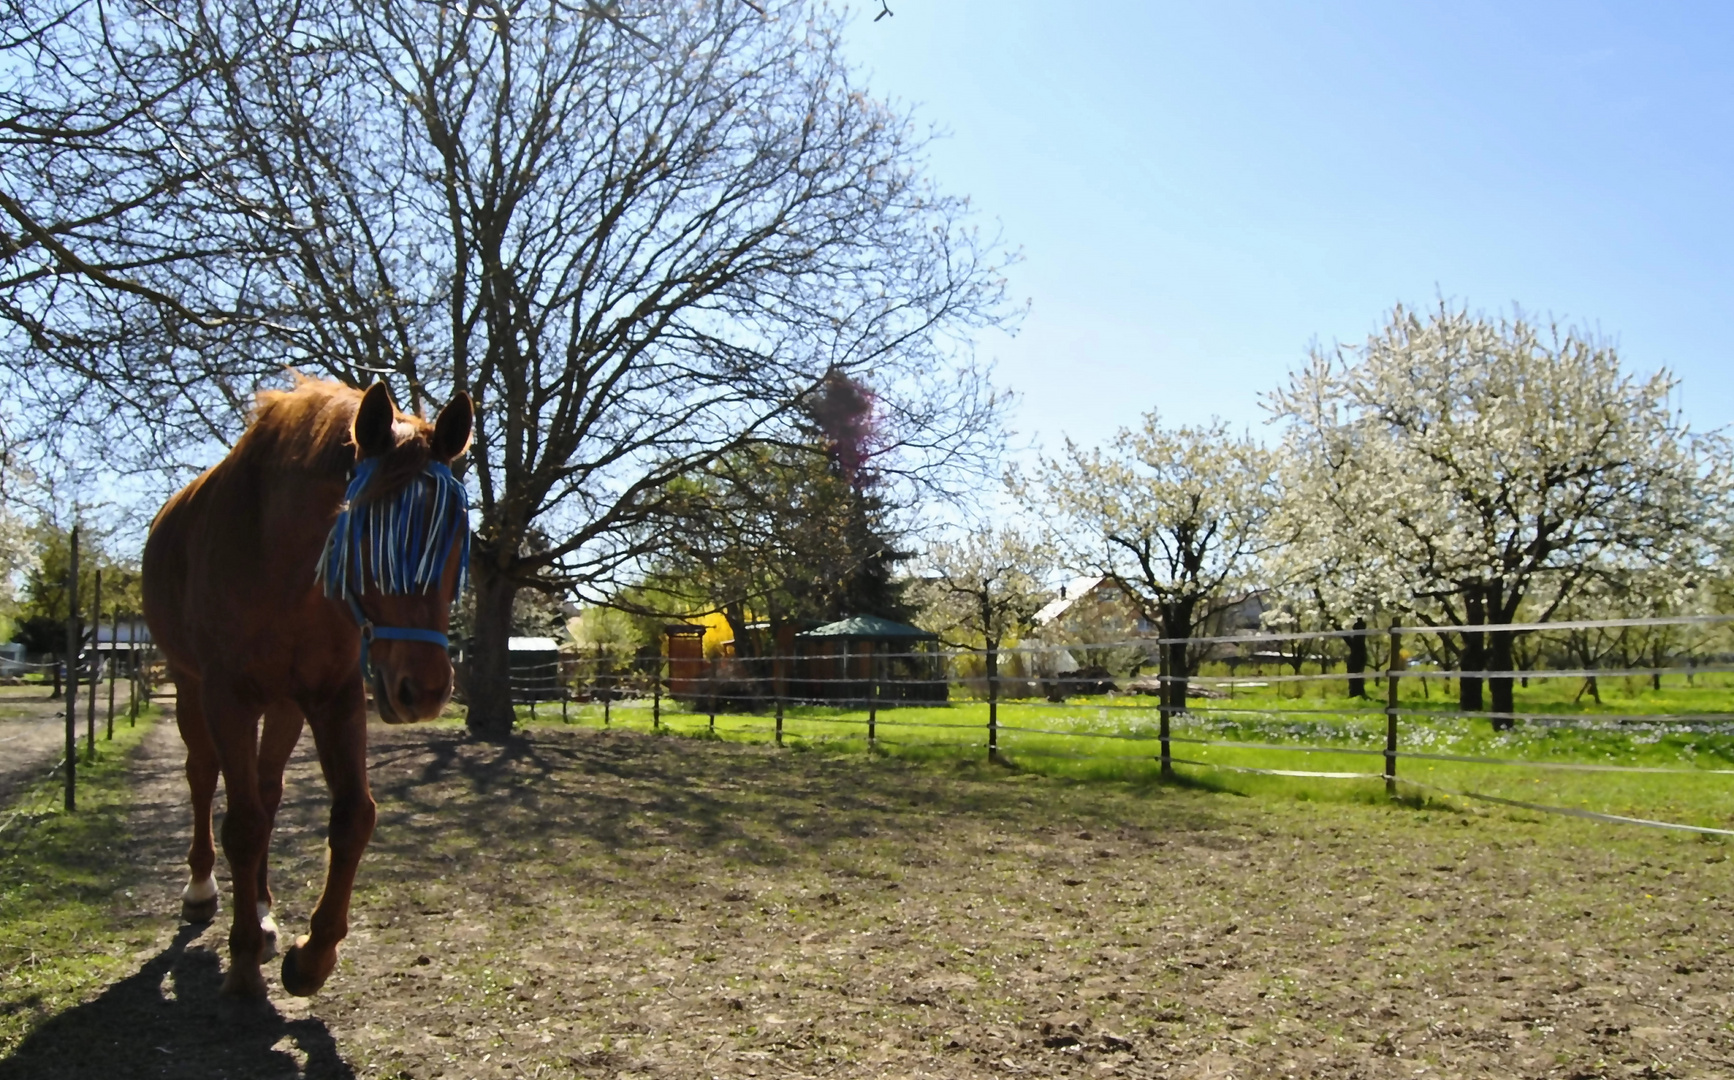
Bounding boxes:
369 664 451 724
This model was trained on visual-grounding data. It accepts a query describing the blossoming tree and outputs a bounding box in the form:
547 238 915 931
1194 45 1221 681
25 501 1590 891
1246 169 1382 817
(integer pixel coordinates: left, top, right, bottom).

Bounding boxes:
1268 301 1732 723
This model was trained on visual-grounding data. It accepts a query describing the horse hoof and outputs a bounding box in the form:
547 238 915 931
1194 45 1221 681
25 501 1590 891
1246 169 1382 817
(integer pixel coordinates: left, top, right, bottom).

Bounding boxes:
181 895 220 924
215 990 274 1023
219 963 269 1003
280 939 326 997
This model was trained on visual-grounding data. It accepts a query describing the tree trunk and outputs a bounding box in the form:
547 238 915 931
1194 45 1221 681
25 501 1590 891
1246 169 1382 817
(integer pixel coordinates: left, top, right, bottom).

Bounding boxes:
722 601 760 704
466 561 518 739
1487 624 1516 730
1346 617 1367 698
1458 591 1485 713
1160 599 1196 714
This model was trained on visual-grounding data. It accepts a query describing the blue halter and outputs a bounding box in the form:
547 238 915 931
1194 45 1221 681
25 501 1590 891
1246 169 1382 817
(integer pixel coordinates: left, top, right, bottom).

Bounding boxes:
316 457 471 668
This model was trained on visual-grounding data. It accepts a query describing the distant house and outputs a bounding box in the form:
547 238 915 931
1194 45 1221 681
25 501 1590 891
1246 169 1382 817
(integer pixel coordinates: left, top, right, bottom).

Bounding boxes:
91 619 152 653
1197 592 1268 638
1032 576 1152 641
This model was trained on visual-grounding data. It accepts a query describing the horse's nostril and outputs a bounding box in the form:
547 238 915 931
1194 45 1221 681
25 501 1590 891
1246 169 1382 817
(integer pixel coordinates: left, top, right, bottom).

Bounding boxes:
397 678 416 710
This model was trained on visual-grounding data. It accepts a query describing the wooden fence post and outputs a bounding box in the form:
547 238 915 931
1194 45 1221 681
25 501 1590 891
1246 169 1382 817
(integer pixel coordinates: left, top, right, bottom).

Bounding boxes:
86 568 99 760
708 655 717 734
107 603 118 739
63 526 79 812
652 654 662 730
1157 637 1173 779
129 645 140 726
987 645 999 763
868 644 880 749
1385 628 1401 798
773 650 785 747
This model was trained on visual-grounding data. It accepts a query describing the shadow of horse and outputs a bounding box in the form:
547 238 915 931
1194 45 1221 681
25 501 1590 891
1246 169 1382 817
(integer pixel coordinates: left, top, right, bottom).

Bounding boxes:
0 926 354 1080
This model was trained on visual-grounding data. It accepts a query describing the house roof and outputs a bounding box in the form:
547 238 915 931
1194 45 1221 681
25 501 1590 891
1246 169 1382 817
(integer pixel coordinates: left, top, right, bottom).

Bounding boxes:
91 621 152 646
797 615 937 640
1032 576 1106 626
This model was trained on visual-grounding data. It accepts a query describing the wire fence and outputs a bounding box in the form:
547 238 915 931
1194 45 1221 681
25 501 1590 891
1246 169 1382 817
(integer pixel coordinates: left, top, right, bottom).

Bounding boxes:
518 612 1734 838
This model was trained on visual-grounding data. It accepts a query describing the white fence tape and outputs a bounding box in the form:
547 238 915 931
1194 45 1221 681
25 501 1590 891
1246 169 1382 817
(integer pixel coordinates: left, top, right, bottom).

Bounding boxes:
1393 776 1734 837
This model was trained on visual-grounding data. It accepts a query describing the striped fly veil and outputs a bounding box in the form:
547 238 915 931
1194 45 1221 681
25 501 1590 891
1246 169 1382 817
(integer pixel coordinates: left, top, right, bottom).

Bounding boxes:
317 458 471 600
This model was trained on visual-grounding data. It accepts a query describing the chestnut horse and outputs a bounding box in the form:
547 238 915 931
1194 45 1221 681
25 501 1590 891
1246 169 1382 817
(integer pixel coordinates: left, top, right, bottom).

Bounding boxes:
143 378 472 999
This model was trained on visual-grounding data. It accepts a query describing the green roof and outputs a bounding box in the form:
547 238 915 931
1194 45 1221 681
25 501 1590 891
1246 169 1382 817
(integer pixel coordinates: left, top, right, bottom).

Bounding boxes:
797 615 937 640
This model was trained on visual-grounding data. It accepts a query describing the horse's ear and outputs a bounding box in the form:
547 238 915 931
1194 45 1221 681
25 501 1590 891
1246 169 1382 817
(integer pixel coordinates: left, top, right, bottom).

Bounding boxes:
432 391 474 463
352 383 397 460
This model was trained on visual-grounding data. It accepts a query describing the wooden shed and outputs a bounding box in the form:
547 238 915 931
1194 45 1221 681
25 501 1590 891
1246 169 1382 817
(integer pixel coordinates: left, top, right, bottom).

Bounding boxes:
793 615 946 705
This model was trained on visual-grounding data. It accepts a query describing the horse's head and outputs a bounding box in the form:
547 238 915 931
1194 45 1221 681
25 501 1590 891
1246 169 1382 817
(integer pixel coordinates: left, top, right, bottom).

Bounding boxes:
320 383 474 723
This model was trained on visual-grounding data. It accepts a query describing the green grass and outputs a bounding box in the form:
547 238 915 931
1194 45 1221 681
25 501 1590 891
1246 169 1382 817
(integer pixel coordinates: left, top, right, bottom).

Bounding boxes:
0 710 163 1054
516 672 1734 834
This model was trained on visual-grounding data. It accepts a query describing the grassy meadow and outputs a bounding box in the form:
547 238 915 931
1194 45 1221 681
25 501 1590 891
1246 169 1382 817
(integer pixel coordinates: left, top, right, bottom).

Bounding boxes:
512 668 1734 834
0 709 162 1053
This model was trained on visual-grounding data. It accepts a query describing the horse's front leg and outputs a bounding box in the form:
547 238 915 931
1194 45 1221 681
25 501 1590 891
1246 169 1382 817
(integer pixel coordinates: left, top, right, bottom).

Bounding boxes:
281 679 375 997
254 700 305 961
202 685 271 999
173 678 222 924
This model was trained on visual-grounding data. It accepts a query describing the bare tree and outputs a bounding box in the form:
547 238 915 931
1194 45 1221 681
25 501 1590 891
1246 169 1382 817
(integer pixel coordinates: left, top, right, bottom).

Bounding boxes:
0 1 218 321
6 0 1016 735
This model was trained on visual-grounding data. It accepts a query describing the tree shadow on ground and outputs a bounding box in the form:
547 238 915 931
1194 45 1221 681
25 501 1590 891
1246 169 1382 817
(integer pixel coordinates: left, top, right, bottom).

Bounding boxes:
356 724 1230 877
0 925 352 1080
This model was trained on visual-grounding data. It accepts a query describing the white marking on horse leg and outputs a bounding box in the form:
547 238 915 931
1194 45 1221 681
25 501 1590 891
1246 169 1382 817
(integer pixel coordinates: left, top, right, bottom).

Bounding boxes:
179 874 220 923
257 901 280 961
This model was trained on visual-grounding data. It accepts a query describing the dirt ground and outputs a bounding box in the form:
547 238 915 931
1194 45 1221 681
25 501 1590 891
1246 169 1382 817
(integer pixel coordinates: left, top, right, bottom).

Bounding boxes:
0 686 87 806
4 714 1734 1079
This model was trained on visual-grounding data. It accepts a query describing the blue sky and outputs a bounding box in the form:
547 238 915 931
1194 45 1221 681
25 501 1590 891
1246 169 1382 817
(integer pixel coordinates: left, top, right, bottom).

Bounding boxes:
841 1 1734 455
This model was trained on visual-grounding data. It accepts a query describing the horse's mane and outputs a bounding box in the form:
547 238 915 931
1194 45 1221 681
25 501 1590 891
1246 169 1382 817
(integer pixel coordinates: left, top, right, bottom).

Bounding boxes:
241 375 472 599
244 374 435 496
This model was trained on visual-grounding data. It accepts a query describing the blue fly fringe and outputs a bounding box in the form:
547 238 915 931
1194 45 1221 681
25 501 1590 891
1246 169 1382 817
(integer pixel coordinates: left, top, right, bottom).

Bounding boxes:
316 458 471 600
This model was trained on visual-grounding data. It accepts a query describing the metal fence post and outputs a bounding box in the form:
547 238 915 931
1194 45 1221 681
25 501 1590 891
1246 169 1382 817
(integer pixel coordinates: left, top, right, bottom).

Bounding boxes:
708 655 717 734
653 654 662 730
1385 628 1401 798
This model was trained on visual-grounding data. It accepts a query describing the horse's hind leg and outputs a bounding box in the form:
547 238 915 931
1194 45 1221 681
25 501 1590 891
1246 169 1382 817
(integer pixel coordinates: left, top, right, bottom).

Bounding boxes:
175 679 221 924
199 681 273 1000
253 700 304 961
